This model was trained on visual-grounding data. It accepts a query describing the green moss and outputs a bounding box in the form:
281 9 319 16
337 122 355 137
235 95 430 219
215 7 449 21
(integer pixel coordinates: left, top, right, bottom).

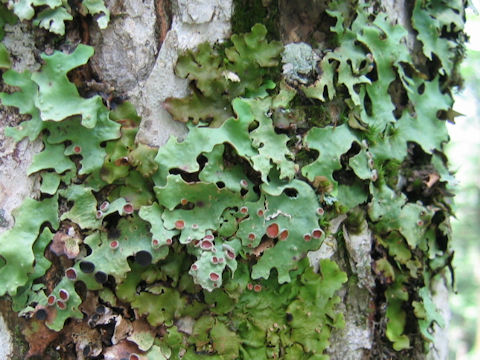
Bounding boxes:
232 0 280 39
13 325 28 359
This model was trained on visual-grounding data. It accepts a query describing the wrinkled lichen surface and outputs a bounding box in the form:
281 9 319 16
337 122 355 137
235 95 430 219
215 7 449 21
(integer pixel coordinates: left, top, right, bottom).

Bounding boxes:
0 0 465 358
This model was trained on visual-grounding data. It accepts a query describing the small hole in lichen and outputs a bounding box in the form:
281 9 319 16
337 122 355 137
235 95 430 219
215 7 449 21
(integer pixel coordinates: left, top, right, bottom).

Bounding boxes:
196 154 208 170
418 82 425 95
35 309 47 321
85 244 92 256
169 168 200 182
83 345 91 357
363 90 373 116
135 250 152 266
283 188 298 197
95 271 108 284
80 261 95 273
248 120 259 132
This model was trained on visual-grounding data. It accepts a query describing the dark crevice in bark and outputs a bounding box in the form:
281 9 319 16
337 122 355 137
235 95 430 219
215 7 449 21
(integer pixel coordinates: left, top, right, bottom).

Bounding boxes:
278 0 334 45
232 0 280 39
154 0 173 51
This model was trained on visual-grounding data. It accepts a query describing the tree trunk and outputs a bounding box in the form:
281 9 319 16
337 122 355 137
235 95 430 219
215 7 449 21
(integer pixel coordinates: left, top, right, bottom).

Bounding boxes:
0 0 464 359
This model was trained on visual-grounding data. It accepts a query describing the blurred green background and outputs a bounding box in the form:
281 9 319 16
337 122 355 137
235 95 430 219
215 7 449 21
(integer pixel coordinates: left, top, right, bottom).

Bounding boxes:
448 2 480 358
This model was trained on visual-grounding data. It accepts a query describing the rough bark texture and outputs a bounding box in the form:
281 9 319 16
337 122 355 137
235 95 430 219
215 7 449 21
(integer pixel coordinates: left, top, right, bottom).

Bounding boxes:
0 21 43 359
88 0 233 147
0 314 12 360
0 0 456 359
133 0 232 146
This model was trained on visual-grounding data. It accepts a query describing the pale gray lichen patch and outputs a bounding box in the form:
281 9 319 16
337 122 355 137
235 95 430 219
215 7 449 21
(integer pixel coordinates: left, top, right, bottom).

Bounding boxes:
426 277 451 360
328 285 373 360
282 42 320 85
2 23 39 73
343 222 375 290
90 0 159 94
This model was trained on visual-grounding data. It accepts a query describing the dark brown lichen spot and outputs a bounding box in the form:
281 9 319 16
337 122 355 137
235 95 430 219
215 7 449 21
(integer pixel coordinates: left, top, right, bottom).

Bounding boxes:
80 261 95 273
135 250 153 266
35 308 48 321
94 271 108 284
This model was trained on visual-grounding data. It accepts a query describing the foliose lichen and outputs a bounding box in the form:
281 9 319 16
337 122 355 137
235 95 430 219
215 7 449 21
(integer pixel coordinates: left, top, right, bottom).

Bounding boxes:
4 0 109 35
0 0 465 358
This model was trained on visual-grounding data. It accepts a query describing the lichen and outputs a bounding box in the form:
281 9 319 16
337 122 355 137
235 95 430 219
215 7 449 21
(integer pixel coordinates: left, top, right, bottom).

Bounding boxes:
231 0 280 39
6 0 109 35
0 0 465 358
281 42 320 85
